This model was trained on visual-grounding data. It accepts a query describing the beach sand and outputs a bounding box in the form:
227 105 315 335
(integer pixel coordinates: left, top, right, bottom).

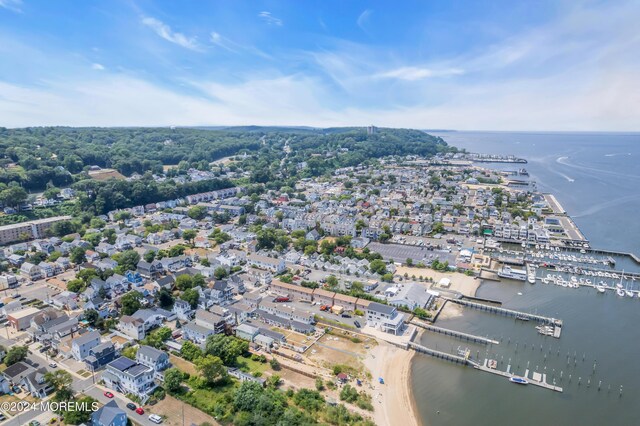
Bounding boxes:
395 266 481 297
364 342 421 426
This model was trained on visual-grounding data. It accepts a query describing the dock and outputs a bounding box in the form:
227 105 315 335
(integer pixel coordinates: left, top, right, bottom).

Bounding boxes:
407 342 471 365
475 359 563 392
410 320 500 345
447 298 562 326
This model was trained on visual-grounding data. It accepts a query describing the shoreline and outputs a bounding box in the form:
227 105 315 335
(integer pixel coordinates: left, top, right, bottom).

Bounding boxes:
364 342 421 426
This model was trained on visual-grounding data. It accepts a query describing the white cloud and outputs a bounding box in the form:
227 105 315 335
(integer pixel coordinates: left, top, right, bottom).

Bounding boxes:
210 32 238 53
91 63 105 71
0 0 22 13
258 11 282 27
141 17 200 51
357 9 373 32
375 66 464 81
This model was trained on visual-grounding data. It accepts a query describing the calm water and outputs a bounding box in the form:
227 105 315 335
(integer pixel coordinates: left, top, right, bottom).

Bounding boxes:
411 131 640 426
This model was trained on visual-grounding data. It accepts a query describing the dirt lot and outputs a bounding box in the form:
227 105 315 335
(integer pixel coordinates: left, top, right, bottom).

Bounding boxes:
305 332 373 372
88 169 125 181
148 395 220 426
170 354 198 376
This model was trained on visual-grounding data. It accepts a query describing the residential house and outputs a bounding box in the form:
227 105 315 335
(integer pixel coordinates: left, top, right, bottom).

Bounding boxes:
85 341 118 371
91 400 128 426
365 302 405 335
102 357 156 403
247 254 286 274
20 262 42 280
71 330 101 361
117 316 146 340
136 345 170 380
172 299 194 321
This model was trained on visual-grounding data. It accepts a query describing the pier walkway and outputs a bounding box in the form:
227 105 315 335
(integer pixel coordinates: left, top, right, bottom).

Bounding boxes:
474 359 563 392
447 298 562 326
407 342 471 365
410 319 499 345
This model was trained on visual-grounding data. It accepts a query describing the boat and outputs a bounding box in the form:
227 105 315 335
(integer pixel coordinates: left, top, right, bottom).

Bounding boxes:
515 315 530 321
498 266 527 281
526 264 537 284
616 288 625 297
596 285 606 294
509 377 529 385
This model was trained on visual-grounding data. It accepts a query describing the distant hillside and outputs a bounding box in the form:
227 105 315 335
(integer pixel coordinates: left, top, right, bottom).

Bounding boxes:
0 126 449 192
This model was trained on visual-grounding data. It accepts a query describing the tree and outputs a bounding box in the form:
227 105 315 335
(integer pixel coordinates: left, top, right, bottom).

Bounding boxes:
157 287 174 309
64 395 98 424
180 288 200 309
214 267 228 280
349 281 364 296
187 206 207 220
164 368 183 394
84 309 100 327
113 250 140 273
0 186 27 208
120 291 142 316
432 222 445 234
175 274 193 291
195 354 227 385
180 340 203 361
369 259 387 275
66 279 85 293
267 374 281 388
293 388 325 412
406 258 413 266
43 186 60 200
325 275 339 290
269 358 281 371
315 377 325 391
143 250 156 263
168 244 186 257
143 327 172 348
205 334 248 366
4 346 28 366
44 370 73 392
182 229 197 245
233 381 264 412
70 246 86 264
121 346 138 360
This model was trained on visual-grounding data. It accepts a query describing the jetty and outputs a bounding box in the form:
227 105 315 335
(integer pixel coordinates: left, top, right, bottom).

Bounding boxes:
410 319 500 345
447 298 562 326
474 359 563 392
407 342 472 365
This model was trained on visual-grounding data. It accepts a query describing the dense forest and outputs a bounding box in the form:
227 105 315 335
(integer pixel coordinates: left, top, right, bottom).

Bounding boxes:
0 126 451 216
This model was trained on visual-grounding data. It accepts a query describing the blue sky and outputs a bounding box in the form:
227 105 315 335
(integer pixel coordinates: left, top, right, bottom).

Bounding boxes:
0 0 638 130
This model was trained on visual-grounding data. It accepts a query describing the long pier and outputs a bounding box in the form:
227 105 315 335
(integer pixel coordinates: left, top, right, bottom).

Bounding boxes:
447 298 562 326
474 359 563 392
410 320 500 345
407 342 471 365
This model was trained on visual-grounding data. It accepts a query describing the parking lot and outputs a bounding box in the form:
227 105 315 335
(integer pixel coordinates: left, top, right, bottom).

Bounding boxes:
367 242 458 265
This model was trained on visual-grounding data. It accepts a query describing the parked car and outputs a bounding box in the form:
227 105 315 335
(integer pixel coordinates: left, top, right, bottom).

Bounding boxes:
149 414 163 424
341 313 352 318
136 407 145 415
104 391 114 398
126 403 136 410
48 362 57 368
354 321 361 328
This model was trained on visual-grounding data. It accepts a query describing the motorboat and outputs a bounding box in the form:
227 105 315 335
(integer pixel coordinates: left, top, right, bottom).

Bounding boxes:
596 285 606 294
509 377 529 385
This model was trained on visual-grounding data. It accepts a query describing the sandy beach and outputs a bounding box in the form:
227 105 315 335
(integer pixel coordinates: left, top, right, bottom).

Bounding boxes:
364 342 421 426
395 266 481 297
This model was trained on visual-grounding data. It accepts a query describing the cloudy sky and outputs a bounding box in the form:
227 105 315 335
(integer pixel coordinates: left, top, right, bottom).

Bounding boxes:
0 0 638 130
